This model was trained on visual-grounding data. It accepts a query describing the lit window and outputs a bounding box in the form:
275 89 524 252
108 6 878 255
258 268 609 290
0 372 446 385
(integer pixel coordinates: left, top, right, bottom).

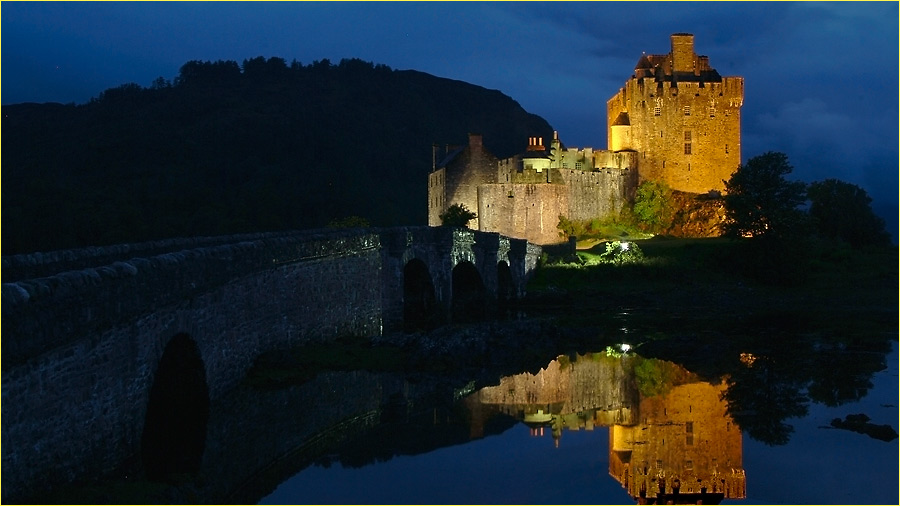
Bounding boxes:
684 143 692 155
684 106 691 116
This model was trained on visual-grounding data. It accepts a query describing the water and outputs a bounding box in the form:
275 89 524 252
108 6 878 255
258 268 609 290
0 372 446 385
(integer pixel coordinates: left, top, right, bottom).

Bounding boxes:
257 342 898 505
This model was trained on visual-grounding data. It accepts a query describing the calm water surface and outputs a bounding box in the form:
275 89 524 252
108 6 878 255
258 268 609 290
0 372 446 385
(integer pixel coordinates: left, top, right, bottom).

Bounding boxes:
258 342 898 505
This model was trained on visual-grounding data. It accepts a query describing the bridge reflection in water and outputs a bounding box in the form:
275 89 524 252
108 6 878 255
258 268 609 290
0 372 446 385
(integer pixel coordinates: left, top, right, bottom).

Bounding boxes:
464 351 746 504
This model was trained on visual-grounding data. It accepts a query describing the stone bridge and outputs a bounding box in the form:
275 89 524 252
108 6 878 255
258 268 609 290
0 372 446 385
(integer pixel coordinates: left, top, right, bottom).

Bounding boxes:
0 226 541 502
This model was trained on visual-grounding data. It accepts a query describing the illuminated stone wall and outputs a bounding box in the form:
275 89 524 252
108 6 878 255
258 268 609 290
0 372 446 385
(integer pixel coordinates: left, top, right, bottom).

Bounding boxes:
445 140 639 245
607 33 743 194
428 33 743 242
477 182 569 245
428 133 499 229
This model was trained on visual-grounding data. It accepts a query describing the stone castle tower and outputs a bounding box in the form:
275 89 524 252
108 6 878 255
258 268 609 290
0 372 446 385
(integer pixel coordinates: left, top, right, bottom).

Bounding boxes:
608 33 744 194
428 33 742 244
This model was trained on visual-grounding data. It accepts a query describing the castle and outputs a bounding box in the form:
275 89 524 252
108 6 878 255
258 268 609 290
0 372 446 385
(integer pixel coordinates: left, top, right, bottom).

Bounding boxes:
427 33 744 244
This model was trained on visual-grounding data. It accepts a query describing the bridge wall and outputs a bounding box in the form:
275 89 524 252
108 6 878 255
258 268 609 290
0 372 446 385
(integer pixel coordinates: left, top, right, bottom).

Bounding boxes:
1 226 540 501
1 230 384 501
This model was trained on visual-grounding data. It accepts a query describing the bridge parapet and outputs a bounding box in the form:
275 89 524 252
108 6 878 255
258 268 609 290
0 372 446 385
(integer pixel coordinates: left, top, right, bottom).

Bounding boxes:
1 231 299 283
1 229 380 369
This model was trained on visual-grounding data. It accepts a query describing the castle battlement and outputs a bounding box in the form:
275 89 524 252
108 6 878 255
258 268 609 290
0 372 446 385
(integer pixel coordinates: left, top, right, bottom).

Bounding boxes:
609 33 743 194
429 33 742 244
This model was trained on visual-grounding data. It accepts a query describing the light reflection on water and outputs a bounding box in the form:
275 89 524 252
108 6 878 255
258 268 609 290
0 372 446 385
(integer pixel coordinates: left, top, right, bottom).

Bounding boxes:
259 342 898 505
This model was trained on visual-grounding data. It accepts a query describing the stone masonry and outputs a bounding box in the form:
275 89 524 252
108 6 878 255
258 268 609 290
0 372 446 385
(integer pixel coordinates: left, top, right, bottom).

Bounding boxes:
0 226 540 502
428 33 742 244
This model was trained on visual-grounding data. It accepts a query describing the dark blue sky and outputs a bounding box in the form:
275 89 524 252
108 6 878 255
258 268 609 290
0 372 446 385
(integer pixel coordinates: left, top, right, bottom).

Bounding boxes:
3 1 897 228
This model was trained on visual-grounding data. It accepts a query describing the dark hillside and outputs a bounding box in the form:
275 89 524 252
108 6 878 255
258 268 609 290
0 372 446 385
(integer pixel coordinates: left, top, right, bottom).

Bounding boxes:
2 57 554 254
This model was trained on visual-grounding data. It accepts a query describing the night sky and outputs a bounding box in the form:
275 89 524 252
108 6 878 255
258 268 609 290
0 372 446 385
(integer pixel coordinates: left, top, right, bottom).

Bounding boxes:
3 1 897 232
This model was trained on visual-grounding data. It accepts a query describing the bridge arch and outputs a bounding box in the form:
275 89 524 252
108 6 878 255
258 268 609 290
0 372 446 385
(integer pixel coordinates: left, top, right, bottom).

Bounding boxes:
497 260 515 304
451 260 487 322
403 258 438 332
141 333 210 480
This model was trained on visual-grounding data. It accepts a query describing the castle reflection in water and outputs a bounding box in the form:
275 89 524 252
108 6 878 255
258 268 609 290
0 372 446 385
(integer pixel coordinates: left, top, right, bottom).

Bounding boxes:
463 351 746 504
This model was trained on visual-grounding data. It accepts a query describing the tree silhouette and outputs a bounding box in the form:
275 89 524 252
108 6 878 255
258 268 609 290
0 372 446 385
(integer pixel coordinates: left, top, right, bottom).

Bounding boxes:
440 203 477 228
1 58 554 254
722 152 807 240
807 178 889 247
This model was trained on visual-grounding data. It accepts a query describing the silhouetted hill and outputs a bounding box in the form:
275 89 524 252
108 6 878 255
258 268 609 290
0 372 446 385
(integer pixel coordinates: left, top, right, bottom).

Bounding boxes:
2 57 554 255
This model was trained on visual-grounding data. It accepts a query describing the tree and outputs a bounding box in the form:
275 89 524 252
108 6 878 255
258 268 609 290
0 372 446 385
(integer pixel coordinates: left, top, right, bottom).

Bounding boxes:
722 152 807 239
633 180 675 233
806 179 889 247
440 203 477 228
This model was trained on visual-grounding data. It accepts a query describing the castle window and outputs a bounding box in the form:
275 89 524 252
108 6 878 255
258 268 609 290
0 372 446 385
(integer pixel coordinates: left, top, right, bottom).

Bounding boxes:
709 107 716 118
684 106 691 116
684 143 692 155
654 106 661 116
684 131 692 142
686 421 694 433
686 434 694 446
725 144 729 154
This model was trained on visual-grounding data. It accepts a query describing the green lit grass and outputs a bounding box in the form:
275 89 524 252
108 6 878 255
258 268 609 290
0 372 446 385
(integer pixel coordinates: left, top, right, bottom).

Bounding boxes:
526 237 898 344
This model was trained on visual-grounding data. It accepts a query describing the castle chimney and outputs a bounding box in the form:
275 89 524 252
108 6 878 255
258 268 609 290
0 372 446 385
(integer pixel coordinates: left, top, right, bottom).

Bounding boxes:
468 133 482 148
526 136 545 151
670 33 695 73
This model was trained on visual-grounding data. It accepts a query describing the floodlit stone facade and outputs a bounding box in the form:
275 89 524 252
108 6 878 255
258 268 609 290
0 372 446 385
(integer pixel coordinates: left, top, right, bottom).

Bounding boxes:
428 33 742 244
608 33 744 194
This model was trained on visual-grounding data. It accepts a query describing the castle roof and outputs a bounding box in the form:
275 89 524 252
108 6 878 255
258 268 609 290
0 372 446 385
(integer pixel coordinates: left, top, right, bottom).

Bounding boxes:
436 146 465 169
611 112 631 126
635 54 667 70
522 149 549 159
635 54 653 69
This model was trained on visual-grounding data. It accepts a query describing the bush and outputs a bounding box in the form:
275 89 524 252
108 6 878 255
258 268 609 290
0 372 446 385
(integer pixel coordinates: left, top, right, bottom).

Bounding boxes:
598 240 645 265
633 180 675 232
